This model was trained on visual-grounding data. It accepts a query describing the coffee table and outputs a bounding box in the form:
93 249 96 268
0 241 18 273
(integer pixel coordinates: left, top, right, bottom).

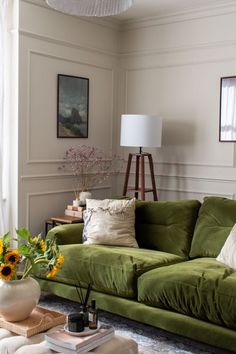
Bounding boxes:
0 325 138 354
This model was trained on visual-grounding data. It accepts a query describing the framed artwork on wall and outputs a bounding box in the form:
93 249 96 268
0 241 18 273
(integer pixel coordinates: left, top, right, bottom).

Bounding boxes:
219 76 236 142
57 74 89 138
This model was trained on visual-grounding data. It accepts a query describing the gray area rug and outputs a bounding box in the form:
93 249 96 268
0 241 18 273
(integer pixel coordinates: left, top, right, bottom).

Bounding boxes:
39 293 233 354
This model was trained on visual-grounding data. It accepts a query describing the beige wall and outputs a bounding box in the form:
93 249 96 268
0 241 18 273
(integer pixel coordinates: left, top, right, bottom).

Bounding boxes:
18 0 120 234
119 5 236 201
18 1 236 234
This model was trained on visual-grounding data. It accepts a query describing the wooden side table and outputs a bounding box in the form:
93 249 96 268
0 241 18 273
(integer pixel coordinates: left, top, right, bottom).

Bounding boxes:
45 215 83 236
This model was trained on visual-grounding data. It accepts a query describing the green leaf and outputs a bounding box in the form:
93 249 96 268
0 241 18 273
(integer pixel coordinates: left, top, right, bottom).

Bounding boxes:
31 262 41 275
2 232 10 243
16 228 30 241
18 244 30 255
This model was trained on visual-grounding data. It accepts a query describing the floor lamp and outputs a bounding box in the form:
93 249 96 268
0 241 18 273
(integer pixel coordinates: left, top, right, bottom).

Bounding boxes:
120 114 162 201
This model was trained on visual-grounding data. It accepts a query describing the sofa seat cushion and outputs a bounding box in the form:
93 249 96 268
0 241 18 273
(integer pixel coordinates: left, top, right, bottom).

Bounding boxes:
138 258 236 329
47 244 184 299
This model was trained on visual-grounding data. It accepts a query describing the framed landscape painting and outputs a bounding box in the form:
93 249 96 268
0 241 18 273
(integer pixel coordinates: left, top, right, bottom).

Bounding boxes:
57 74 89 138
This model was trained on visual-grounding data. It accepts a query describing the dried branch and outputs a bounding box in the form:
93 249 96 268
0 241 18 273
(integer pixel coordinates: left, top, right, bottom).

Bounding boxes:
59 145 124 199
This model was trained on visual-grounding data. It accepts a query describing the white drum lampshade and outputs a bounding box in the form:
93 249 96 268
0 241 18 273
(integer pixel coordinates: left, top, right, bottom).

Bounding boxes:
120 114 162 149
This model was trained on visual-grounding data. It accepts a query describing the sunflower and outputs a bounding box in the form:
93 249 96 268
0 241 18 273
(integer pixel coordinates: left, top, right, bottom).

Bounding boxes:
46 253 64 278
31 236 38 243
46 266 58 278
0 263 15 281
56 254 64 267
4 250 20 265
0 239 3 255
40 240 46 252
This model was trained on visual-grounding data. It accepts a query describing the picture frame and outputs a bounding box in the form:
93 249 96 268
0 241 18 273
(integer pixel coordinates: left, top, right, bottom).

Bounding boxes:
219 76 236 142
57 74 89 138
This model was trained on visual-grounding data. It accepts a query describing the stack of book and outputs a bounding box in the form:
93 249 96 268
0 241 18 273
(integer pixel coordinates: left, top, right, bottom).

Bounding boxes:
45 324 114 353
65 205 86 218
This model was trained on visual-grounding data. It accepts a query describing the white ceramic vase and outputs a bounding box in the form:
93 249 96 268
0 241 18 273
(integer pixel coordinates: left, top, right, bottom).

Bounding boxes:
73 199 80 207
0 277 41 321
79 191 92 205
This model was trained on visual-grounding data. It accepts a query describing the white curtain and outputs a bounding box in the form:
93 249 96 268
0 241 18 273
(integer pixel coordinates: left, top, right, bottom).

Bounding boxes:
220 78 236 141
0 0 13 234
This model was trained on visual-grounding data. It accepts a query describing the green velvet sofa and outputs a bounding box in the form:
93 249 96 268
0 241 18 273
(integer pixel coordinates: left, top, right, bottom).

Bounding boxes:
36 196 236 352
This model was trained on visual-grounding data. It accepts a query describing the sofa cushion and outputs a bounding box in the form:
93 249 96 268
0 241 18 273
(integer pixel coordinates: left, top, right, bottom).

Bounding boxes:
83 198 138 247
135 199 201 258
216 224 236 269
190 197 236 258
49 244 184 299
138 258 236 329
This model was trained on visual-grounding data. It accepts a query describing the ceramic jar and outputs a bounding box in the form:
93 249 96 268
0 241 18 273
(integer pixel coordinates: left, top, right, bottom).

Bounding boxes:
0 277 41 321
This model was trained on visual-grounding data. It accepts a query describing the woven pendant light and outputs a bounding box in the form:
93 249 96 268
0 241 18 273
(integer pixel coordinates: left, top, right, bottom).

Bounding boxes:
46 0 134 17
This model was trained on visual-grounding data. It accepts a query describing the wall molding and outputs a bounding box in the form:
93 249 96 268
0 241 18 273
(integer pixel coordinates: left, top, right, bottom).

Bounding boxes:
156 160 235 168
26 186 110 228
120 38 236 58
20 30 118 58
28 49 115 71
123 157 234 168
122 1 236 31
160 174 236 184
21 173 77 180
21 169 236 185
121 170 236 185
157 186 232 198
22 157 236 169
21 172 115 181
24 159 65 164
123 54 236 71
26 49 115 164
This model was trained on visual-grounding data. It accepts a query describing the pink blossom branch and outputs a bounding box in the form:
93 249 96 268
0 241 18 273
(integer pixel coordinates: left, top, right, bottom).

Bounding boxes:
60 145 124 198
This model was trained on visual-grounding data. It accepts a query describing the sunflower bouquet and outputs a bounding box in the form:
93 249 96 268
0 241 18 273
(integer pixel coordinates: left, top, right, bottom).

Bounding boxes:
0 228 64 281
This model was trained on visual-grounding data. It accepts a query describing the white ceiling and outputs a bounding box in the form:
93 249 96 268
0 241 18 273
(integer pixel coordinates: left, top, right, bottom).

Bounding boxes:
115 0 232 20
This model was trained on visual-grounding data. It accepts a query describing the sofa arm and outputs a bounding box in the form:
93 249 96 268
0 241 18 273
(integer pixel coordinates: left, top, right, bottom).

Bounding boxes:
46 223 84 245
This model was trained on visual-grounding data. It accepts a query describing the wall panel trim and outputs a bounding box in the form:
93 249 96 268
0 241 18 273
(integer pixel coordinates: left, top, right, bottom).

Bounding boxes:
157 187 232 198
20 30 118 57
120 170 236 184
26 49 114 164
26 186 110 228
122 1 236 31
120 39 236 58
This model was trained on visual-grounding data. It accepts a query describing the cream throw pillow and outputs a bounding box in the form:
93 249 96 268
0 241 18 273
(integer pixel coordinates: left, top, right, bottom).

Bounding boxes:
83 198 138 247
216 224 236 269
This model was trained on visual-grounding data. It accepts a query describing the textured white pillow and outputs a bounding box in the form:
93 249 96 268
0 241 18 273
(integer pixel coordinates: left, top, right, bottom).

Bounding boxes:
216 224 236 269
83 198 138 247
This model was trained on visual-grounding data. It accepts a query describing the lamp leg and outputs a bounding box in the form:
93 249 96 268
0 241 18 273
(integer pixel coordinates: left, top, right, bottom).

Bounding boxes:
148 154 158 201
140 154 145 200
123 153 132 196
134 155 140 199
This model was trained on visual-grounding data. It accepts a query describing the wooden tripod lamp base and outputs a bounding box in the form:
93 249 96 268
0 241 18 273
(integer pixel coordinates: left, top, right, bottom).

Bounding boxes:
122 152 158 201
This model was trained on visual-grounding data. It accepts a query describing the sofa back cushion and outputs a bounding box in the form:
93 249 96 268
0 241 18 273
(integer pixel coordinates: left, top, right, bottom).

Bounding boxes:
190 196 236 258
135 199 201 258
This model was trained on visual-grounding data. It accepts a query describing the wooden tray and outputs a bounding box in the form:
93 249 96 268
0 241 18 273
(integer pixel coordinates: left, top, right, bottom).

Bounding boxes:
0 306 66 337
